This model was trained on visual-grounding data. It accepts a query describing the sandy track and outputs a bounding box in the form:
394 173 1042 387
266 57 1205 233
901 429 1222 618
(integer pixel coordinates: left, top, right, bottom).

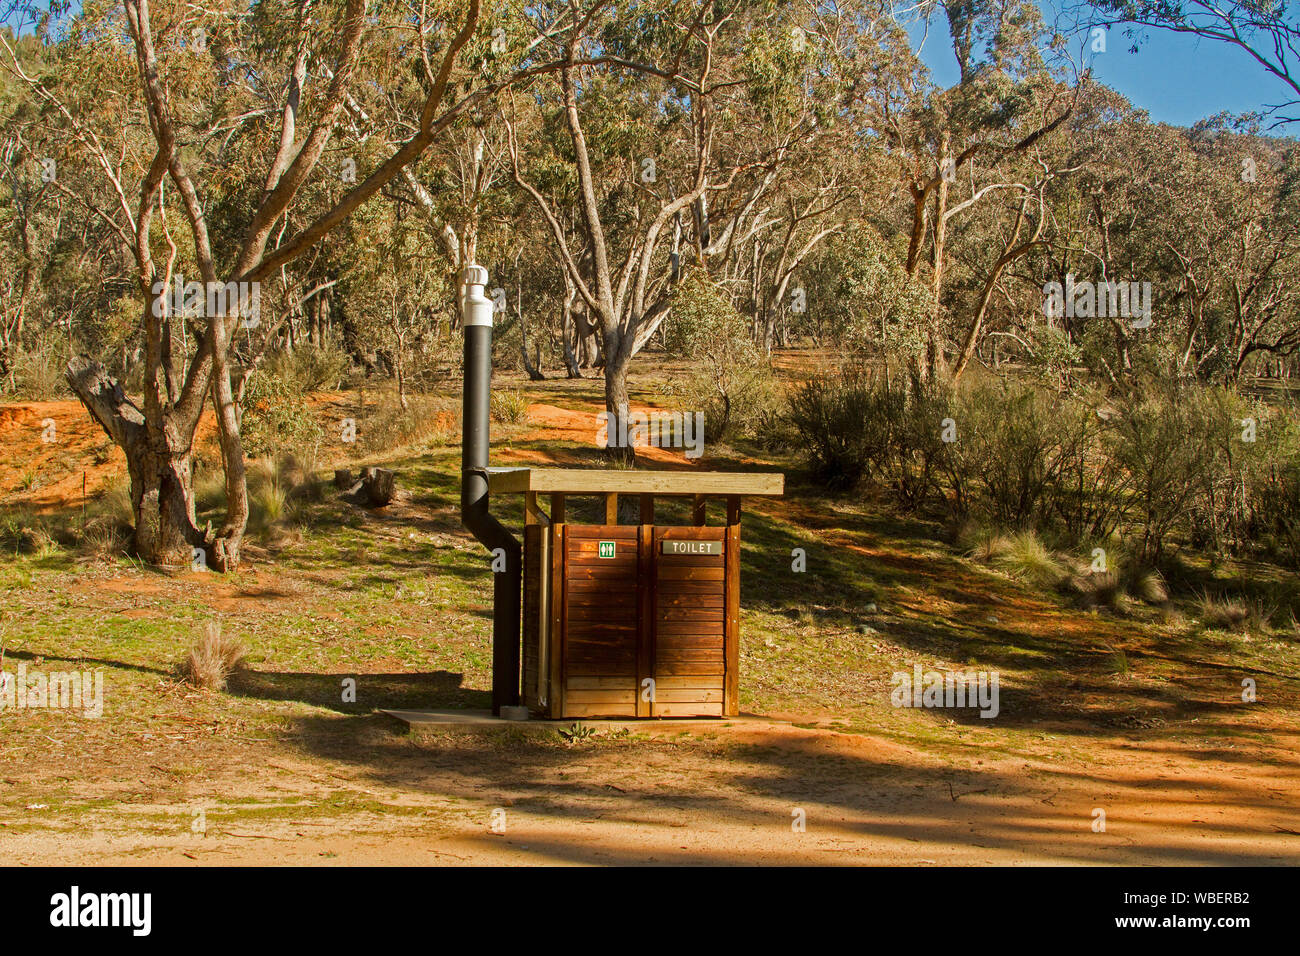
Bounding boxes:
7 721 1298 866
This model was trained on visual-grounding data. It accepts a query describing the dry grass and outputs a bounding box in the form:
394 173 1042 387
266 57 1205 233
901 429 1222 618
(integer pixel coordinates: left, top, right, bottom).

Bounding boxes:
1194 591 1252 632
358 393 460 454
178 621 247 691
76 516 127 563
489 388 529 424
985 532 1067 588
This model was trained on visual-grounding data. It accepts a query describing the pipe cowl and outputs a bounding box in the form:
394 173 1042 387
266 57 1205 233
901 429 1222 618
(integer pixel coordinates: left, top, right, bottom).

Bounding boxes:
461 265 494 327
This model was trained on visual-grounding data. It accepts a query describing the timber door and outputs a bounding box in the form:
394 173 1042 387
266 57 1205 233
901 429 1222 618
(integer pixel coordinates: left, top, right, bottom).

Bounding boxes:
651 527 729 717
561 526 640 717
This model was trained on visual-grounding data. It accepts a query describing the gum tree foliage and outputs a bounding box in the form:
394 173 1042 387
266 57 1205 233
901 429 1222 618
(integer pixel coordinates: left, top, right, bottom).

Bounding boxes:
880 0 1082 378
662 270 767 441
816 225 935 359
0 0 552 570
506 0 865 461
1030 102 1300 383
340 201 451 410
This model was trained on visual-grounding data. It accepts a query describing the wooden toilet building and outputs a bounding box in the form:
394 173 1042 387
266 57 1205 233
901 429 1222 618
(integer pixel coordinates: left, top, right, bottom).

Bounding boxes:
489 467 784 719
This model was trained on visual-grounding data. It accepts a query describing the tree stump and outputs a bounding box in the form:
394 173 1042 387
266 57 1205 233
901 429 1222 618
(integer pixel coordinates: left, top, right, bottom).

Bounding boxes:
333 468 353 490
361 467 396 506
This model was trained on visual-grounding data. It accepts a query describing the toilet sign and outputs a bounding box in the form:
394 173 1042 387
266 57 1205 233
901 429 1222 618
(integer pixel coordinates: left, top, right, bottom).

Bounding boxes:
598 540 616 559
662 540 722 555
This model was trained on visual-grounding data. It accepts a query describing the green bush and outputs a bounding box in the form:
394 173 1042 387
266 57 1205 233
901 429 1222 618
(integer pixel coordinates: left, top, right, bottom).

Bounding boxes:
942 379 1066 527
263 343 352 393
1242 406 1300 567
785 361 883 490
665 272 772 443
1112 385 1230 561
940 380 1132 542
787 361 949 506
794 364 1300 570
240 369 325 458
878 367 950 511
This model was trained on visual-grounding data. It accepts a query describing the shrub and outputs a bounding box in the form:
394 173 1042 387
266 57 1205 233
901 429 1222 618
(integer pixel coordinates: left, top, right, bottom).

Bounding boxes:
796 365 1300 574
879 367 950 511
263 343 352 393
490 388 529 425
246 458 291 533
95 476 135 528
1244 408 1300 567
178 622 246 690
1044 398 1131 543
240 368 325 458
942 379 1066 527
785 361 879 489
1063 542 1167 611
1180 387 1257 554
0 508 58 556
787 361 950 506
1112 384 1223 561
665 272 772 443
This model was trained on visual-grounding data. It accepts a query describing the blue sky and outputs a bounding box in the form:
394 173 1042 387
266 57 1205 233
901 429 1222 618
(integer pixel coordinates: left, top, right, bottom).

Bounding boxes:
905 4 1297 129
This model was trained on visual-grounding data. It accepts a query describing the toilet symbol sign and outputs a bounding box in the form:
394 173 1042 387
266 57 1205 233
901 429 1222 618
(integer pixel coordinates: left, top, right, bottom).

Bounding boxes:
598 540 616 559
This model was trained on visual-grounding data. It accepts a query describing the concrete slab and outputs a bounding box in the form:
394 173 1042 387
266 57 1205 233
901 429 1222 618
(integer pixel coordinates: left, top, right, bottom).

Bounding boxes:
380 708 788 737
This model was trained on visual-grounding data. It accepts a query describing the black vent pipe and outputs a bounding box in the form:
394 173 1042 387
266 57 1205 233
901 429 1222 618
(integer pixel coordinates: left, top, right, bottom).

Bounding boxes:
460 265 521 715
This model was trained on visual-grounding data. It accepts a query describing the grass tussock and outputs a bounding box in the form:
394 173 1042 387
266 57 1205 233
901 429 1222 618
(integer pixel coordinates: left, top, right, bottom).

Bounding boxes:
178 622 246 691
248 460 289 533
960 526 1066 588
1194 591 1251 631
990 532 1067 588
489 388 529 425
76 516 128 563
960 524 1173 613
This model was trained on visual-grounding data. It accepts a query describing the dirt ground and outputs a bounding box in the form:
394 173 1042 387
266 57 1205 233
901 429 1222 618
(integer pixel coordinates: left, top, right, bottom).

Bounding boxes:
5 716 1298 866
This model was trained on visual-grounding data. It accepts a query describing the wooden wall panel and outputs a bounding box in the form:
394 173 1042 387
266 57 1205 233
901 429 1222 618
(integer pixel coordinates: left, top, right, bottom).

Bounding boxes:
549 523 565 718
724 520 741 715
550 522 738 720
522 524 542 712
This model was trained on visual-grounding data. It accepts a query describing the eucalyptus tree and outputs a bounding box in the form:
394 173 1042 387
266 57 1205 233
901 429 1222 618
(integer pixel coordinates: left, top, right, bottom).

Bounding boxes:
882 0 1082 377
0 0 573 570
506 0 877 458
1151 117 1300 382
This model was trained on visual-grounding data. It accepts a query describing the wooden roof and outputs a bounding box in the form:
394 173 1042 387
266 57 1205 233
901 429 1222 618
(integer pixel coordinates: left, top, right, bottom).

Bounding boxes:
486 467 784 497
